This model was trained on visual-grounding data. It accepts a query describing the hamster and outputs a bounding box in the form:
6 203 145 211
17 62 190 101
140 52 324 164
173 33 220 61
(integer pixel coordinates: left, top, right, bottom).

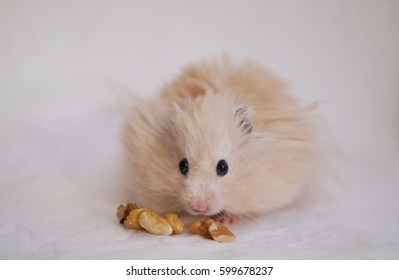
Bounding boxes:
122 58 323 224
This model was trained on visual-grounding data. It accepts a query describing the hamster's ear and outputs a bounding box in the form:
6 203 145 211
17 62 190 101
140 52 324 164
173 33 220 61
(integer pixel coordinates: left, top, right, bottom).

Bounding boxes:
173 100 192 114
173 102 183 113
236 107 252 133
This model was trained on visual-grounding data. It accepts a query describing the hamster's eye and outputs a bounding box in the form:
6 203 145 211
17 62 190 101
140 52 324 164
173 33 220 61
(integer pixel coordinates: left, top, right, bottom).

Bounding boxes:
179 158 189 175
216 159 228 176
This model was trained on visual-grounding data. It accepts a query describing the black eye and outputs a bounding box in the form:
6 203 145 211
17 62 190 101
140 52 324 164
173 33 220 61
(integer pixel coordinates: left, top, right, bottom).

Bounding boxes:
179 158 189 175
216 159 228 176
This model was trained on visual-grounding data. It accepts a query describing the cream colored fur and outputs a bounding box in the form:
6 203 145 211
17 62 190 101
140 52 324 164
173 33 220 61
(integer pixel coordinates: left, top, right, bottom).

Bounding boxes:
123 58 323 221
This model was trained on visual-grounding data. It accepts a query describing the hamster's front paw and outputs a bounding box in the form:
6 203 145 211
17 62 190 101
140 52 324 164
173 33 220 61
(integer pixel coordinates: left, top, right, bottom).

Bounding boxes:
211 211 239 225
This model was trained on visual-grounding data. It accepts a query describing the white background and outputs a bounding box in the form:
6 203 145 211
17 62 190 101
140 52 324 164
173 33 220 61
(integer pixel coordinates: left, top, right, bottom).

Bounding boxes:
0 0 398 259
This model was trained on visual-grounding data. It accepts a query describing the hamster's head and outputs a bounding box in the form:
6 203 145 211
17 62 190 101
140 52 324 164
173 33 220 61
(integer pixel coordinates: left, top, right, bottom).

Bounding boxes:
168 92 254 217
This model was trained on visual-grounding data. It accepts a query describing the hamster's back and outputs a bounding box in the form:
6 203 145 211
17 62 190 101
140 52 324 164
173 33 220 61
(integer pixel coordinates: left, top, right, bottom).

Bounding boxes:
161 58 312 135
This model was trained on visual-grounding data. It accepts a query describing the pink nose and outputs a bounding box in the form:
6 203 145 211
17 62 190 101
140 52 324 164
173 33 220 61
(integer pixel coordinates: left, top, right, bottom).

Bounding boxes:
191 200 209 213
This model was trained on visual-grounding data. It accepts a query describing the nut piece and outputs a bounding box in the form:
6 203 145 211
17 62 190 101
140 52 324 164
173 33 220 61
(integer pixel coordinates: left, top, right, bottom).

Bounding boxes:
187 221 211 237
163 213 184 235
203 217 215 227
126 202 138 212
116 205 127 224
139 210 173 236
208 221 236 243
188 218 235 243
116 203 138 224
124 207 150 230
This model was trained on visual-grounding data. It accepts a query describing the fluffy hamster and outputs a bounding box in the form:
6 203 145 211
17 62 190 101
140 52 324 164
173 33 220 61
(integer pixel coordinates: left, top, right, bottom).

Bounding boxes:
123 58 323 224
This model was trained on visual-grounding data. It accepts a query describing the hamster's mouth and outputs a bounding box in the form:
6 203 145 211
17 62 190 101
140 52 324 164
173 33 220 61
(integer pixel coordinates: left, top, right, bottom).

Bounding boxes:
186 208 223 217
210 210 227 219
186 209 240 224
209 210 240 225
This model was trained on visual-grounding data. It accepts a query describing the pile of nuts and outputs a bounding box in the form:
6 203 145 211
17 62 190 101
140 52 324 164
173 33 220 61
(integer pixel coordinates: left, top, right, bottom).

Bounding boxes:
116 202 235 243
187 217 236 243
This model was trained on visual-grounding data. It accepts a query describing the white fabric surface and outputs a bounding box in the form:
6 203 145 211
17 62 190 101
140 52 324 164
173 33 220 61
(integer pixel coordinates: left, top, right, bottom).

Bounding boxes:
1 0 399 259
